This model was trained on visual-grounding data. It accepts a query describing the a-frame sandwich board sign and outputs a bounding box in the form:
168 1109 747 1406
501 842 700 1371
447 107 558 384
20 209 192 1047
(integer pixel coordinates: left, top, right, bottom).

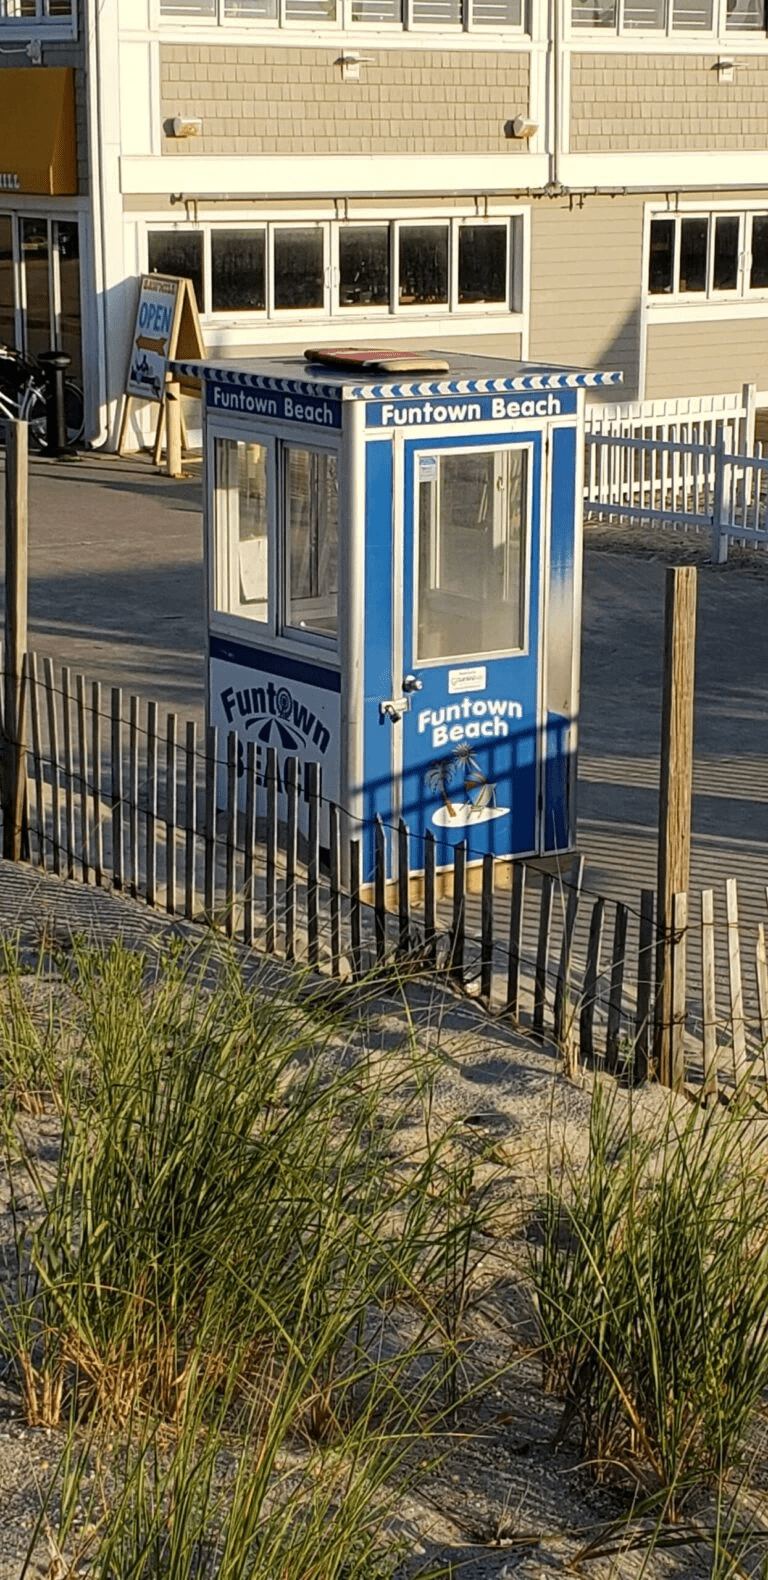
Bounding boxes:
117 274 205 456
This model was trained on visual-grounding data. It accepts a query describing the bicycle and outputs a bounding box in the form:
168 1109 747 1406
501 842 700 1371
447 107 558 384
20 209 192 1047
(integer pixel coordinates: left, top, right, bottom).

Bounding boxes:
0 344 85 452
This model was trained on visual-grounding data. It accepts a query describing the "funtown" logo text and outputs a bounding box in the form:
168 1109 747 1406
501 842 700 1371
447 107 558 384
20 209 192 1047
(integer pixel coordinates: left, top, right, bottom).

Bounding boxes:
220 681 331 754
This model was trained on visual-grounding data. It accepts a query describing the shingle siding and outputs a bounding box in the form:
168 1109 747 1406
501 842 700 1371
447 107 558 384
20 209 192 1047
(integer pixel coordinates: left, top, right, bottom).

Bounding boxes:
571 52 768 152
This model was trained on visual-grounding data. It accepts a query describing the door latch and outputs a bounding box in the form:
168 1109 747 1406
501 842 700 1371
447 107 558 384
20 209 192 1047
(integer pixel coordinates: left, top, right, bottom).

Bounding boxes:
402 674 423 693
379 697 410 723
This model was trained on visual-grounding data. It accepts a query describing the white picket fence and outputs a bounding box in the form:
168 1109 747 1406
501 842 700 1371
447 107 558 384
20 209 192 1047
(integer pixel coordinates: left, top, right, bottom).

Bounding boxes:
583 386 768 563
585 382 757 455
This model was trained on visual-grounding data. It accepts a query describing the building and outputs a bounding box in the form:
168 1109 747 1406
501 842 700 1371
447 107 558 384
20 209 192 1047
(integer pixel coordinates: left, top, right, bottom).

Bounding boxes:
1 0 768 446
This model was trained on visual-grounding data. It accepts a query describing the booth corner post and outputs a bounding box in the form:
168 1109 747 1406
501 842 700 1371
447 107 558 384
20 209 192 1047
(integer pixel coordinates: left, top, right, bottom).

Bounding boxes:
2 420 29 862
654 564 697 1090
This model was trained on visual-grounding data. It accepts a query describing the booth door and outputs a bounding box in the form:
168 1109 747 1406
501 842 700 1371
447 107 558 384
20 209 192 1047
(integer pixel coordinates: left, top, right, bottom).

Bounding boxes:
399 433 543 863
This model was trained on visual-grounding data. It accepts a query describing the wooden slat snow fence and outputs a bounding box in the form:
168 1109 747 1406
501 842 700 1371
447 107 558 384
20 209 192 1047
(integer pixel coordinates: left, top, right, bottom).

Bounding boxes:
3 648 768 1099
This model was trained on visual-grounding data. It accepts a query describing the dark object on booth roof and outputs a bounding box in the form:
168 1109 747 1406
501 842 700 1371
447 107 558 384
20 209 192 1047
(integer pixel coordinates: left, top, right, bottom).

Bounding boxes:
38 348 72 457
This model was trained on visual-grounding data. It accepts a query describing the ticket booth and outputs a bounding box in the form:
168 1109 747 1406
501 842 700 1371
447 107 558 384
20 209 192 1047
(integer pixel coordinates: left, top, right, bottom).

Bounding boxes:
172 347 621 879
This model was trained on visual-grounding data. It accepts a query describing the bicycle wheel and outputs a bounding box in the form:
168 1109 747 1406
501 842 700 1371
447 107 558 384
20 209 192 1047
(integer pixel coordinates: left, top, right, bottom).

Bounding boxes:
63 379 85 445
22 383 48 452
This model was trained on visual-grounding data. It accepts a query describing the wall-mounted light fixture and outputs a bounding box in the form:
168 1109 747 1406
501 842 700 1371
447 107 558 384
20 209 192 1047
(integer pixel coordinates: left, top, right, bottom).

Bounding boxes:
713 57 738 82
511 115 538 139
338 52 375 82
172 116 203 138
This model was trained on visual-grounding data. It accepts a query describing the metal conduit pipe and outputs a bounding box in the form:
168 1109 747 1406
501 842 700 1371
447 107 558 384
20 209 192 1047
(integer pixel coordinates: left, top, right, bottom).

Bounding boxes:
169 184 768 206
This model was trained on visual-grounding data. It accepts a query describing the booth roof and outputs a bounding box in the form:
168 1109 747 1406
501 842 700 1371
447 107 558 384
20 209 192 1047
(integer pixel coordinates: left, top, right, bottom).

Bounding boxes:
169 352 623 400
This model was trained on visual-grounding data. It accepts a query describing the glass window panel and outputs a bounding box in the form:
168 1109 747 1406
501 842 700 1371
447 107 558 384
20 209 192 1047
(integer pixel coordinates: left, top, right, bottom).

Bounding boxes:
472 0 521 20
398 226 449 307
678 217 708 292
224 0 276 13
623 0 665 22
572 0 617 19
216 440 270 622
0 216 15 351
411 0 461 21
713 216 739 291
147 231 204 312
458 225 507 304
726 0 764 27
21 218 51 363
648 218 675 293
338 227 390 308
750 216 768 288
160 0 217 15
274 229 325 311
211 230 265 312
351 0 401 16
417 447 527 662
671 0 712 24
283 0 335 18
55 221 81 381
285 448 338 639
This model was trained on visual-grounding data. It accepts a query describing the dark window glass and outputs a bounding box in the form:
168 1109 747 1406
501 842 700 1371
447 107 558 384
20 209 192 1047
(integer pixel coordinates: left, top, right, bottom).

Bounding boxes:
274 228 325 311
0 215 15 351
21 218 51 363
458 225 507 304
398 226 449 306
338 227 390 308
148 231 204 312
679 217 708 292
726 0 765 28
648 219 675 293
211 230 266 312
713 216 739 291
750 216 768 288
55 220 82 381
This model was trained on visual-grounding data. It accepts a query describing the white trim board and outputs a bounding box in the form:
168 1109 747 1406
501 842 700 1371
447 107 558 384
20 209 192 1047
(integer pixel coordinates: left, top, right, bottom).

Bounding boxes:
120 153 548 197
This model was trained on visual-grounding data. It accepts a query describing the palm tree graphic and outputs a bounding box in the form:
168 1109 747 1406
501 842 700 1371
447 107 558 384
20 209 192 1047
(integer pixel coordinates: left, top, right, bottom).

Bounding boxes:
453 743 497 808
425 757 457 818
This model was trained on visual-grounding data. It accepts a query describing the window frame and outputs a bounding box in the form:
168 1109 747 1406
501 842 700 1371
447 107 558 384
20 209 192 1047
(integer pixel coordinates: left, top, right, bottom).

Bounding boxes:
412 439 534 670
209 421 342 659
159 0 527 33
0 0 76 35
570 0 765 35
146 213 524 326
646 207 768 304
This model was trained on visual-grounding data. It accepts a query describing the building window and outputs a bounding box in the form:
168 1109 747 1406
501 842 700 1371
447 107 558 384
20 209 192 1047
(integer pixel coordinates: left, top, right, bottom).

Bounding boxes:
147 216 524 322
0 0 74 18
161 0 523 28
573 0 764 27
648 212 768 299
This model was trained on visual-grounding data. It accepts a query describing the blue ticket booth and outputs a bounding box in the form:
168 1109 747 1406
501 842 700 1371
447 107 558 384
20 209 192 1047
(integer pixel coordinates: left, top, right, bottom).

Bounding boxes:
172 347 621 879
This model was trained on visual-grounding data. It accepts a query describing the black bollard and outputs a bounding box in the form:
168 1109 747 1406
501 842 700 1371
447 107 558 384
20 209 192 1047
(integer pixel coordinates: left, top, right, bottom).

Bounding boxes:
38 348 72 457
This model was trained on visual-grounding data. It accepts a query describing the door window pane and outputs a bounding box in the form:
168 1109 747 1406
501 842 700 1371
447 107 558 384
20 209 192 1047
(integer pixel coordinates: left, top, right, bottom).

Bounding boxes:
399 226 449 307
55 221 82 381
458 225 507 304
713 216 739 291
211 230 266 312
750 216 768 288
648 219 675 293
338 227 390 307
417 448 527 662
285 448 338 639
274 229 325 311
21 218 51 363
148 231 204 312
0 216 14 351
679 217 708 292
216 440 270 623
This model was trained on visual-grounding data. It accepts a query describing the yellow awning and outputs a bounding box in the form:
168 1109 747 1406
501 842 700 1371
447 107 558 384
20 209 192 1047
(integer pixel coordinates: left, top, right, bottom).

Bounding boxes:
0 67 77 196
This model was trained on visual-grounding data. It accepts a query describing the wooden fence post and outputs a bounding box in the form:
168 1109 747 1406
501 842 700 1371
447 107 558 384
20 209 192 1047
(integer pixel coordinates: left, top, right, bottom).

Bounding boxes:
655 566 696 1086
2 421 28 860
